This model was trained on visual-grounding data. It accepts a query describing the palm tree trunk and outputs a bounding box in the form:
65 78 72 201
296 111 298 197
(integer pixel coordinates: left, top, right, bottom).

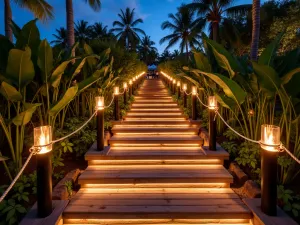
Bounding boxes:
250 0 260 61
66 0 75 56
186 42 189 62
212 22 219 42
4 0 13 42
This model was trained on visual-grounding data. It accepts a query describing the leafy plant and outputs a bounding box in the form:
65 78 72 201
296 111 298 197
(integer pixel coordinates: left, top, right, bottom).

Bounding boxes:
64 180 73 199
278 185 300 217
0 199 26 225
221 141 238 159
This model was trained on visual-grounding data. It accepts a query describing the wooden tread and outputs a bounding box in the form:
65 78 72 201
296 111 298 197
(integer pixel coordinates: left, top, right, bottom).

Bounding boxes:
63 188 251 220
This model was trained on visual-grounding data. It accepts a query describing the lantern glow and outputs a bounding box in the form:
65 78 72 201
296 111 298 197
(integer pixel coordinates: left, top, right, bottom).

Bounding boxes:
173 80 176 84
123 82 128 89
177 81 180 87
34 126 52 154
95 96 104 110
192 86 197 95
133 77 136 82
208 96 217 110
129 80 133 85
183 83 187 91
114 86 119 95
261 125 280 152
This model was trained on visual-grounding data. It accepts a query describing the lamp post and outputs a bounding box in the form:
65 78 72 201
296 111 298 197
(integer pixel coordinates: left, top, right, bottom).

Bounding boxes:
260 125 280 216
95 96 104 151
172 80 176 95
123 82 127 105
208 96 217 151
129 80 133 97
192 86 197 120
177 81 181 99
114 86 120 121
133 77 136 94
34 126 52 218
183 83 187 108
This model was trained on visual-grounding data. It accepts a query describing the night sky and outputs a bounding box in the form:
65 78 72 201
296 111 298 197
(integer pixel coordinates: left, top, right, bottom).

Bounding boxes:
0 0 254 53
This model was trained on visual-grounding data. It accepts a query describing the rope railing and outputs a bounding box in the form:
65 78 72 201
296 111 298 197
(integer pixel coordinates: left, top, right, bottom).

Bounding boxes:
0 90 121 203
193 93 300 165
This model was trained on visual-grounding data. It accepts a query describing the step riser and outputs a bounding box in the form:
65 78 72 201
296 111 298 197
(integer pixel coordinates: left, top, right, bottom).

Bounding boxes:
79 183 231 188
88 159 224 166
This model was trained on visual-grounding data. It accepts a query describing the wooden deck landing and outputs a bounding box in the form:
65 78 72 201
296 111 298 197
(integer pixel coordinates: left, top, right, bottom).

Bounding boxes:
63 78 252 225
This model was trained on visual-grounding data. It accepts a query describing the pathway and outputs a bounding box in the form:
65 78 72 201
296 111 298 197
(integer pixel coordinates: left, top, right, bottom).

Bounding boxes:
63 78 252 225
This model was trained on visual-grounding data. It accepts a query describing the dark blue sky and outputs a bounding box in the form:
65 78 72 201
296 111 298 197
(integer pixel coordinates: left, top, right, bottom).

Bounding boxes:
0 0 253 53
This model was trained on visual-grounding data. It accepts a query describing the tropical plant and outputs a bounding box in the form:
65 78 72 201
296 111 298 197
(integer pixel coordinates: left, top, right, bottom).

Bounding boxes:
160 32 300 185
110 7 146 50
4 0 53 42
66 0 101 54
186 0 252 42
138 36 157 64
250 0 261 61
75 20 92 43
89 22 111 39
51 27 68 47
160 4 204 61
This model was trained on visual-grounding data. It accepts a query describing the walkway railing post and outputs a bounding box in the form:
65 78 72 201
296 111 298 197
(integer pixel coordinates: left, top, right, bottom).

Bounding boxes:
208 96 217 151
123 82 127 105
172 80 176 95
183 83 187 108
129 80 133 98
192 86 197 120
260 125 280 216
34 126 52 218
114 86 120 121
96 96 104 151
177 81 180 99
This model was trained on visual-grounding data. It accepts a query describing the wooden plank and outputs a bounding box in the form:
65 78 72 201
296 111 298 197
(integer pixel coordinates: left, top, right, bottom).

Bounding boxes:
76 188 237 194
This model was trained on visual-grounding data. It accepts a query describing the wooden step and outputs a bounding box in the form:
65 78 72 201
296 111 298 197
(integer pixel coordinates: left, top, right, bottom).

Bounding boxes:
111 126 199 134
113 120 191 126
109 135 203 146
124 114 188 119
78 165 233 187
63 188 250 221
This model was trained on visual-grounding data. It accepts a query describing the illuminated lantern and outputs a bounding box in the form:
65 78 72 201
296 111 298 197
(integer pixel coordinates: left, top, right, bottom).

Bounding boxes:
34 126 52 154
208 96 217 110
114 86 119 95
95 96 104 110
192 86 197 95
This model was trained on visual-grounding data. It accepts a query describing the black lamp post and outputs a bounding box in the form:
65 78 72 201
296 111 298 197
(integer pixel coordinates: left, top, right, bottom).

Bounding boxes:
96 96 104 151
177 81 181 99
260 125 280 216
208 96 217 151
34 126 52 218
183 83 187 108
191 86 197 120
123 82 127 105
114 86 120 121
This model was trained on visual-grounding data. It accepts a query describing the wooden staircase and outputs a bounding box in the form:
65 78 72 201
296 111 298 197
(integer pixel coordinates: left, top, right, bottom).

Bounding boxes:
63 78 252 225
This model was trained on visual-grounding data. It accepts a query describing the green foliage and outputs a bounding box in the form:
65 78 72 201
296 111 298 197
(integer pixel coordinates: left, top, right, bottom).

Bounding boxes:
0 199 26 225
221 141 238 159
236 142 260 170
278 185 300 217
64 181 73 198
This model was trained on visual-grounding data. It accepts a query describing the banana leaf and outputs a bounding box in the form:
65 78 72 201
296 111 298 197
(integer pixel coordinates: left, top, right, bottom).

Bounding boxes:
0 81 22 102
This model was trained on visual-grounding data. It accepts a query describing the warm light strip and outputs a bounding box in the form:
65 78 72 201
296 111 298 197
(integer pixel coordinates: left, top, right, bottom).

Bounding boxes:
82 182 229 188
115 132 197 135
78 187 235 193
124 118 187 121
112 144 200 147
64 218 249 225
89 159 221 165
130 109 181 111
113 125 191 127
110 146 201 150
88 164 222 169
127 113 183 116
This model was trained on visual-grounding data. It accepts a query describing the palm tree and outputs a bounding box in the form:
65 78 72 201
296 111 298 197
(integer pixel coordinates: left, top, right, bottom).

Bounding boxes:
110 7 146 50
159 50 172 62
172 50 180 58
4 0 53 42
187 0 252 42
89 22 110 39
250 0 260 61
160 5 204 61
74 20 91 43
138 36 158 64
66 0 101 53
51 27 67 47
